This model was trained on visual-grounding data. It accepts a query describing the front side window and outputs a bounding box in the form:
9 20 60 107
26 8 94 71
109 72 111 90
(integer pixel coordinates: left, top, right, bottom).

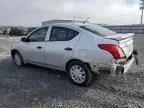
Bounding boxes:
49 27 79 41
28 27 48 42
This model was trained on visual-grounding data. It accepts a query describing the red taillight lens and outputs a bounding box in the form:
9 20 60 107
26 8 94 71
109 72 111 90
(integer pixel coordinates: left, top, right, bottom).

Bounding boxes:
98 44 126 60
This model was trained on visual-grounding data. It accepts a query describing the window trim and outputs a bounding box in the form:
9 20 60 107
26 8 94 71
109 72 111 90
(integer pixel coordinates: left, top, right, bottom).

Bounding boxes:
27 27 49 42
49 26 79 42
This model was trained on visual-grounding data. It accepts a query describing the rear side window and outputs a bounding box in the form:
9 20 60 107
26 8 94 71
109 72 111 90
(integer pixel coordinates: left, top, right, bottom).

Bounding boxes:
49 27 79 41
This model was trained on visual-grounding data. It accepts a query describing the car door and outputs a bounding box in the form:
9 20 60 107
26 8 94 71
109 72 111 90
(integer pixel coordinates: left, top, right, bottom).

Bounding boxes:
20 27 49 64
44 26 80 69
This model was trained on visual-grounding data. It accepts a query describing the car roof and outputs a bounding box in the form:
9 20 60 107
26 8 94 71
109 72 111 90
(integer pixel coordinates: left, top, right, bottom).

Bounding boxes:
42 23 89 28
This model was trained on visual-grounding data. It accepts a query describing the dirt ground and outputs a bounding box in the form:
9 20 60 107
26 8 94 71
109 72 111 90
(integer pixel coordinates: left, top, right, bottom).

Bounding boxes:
0 35 144 108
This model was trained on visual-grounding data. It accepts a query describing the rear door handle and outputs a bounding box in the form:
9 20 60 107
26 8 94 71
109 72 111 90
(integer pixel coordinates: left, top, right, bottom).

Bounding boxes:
36 46 42 49
64 47 72 51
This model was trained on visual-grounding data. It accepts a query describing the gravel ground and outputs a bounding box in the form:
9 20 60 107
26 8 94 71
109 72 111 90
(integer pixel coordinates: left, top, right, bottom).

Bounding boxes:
0 35 144 108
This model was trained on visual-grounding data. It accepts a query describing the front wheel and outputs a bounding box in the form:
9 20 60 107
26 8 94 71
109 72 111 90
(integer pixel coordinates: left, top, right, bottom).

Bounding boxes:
13 52 24 67
67 61 92 86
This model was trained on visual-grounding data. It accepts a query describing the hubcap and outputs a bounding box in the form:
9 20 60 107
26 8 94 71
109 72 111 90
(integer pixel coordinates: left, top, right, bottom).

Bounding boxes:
70 65 86 83
14 54 21 66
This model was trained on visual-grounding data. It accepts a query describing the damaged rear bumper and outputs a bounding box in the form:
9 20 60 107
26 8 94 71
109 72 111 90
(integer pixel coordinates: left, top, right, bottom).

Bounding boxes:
111 55 135 76
111 50 138 76
90 50 139 76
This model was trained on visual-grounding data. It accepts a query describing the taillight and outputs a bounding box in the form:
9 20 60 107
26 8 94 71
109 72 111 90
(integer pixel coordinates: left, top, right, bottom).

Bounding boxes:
98 44 126 60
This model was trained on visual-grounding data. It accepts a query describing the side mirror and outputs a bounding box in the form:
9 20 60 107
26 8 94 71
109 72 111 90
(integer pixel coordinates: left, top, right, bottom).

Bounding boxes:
21 37 29 42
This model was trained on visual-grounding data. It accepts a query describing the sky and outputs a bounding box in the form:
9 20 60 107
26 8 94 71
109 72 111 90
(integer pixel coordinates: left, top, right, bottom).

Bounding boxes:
0 0 141 26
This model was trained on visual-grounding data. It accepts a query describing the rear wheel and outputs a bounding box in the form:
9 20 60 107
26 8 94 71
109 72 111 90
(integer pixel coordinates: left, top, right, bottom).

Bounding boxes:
13 52 24 67
67 60 92 86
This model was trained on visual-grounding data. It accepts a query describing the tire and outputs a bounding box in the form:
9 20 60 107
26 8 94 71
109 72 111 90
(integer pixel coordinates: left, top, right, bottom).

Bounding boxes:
67 60 92 86
13 51 24 67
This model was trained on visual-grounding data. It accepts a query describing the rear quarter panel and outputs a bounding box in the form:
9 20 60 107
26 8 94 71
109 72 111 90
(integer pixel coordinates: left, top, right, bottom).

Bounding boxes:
71 30 119 65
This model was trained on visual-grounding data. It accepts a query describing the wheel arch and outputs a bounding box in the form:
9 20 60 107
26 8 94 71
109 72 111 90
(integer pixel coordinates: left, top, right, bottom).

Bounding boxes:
11 49 21 59
65 59 91 72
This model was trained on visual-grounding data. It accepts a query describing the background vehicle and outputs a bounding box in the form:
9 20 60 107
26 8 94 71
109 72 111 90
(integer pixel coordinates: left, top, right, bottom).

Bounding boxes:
11 23 138 86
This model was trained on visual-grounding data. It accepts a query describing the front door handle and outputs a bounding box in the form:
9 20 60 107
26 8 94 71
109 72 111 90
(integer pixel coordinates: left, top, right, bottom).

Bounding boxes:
36 46 42 49
64 47 72 51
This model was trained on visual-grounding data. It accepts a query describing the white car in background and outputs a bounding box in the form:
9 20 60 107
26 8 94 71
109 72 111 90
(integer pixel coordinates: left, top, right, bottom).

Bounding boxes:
11 23 138 86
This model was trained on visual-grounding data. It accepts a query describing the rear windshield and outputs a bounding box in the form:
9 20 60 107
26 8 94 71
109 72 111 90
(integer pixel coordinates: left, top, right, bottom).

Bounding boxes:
80 25 117 37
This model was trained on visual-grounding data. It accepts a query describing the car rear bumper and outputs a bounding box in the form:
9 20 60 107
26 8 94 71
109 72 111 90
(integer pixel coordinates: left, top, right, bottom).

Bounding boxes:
90 50 138 76
110 48 139 76
110 54 135 76
122 55 135 73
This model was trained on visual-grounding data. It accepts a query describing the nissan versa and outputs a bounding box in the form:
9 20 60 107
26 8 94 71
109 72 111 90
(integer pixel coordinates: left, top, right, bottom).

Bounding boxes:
11 23 138 86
